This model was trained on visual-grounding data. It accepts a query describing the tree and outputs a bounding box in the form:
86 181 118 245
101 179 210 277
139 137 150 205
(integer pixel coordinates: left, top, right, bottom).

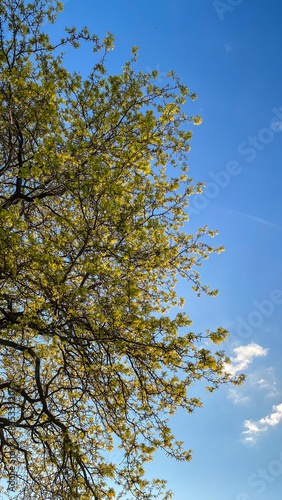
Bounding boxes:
0 1 244 498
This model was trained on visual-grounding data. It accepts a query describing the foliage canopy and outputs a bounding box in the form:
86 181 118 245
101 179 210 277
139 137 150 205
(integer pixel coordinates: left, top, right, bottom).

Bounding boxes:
0 1 243 498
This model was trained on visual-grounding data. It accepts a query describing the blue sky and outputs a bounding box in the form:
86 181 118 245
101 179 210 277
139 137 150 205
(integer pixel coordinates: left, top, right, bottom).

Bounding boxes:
3 1 282 498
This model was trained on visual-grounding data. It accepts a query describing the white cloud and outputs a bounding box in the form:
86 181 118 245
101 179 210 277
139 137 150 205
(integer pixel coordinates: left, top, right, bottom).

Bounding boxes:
226 342 268 375
244 420 262 435
260 404 282 427
242 403 282 443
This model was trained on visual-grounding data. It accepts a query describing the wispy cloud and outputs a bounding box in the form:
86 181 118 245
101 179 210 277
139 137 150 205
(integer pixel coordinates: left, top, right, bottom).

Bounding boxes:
228 388 250 405
220 207 281 229
228 365 280 405
249 367 280 398
226 342 268 375
243 403 282 442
